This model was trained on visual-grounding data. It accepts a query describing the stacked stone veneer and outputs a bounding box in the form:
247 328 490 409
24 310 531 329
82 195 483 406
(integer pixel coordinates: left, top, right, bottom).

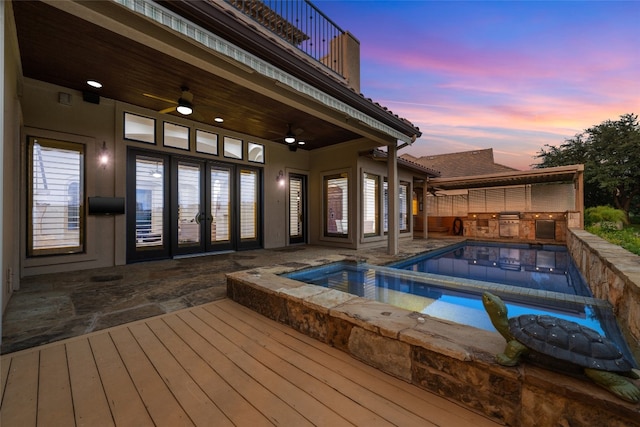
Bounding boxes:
567 228 640 361
227 268 640 426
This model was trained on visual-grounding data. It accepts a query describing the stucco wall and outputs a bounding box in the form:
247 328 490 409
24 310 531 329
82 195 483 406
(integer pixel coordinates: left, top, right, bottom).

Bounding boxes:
308 141 416 250
567 228 640 361
20 79 116 277
3 2 23 311
18 78 312 275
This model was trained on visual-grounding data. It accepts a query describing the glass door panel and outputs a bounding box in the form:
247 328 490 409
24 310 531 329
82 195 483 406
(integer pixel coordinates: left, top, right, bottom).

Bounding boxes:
128 151 262 261
240 169 257 240
177 161 202 248
135 158 165 248
238 167 261 249
289 174 306 244
127 151 170 262
210 166 231 244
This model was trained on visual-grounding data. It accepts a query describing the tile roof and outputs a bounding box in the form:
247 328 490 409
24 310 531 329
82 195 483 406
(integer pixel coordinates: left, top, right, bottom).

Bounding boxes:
401 149 518 178
212 0 422 138
366 150 440 177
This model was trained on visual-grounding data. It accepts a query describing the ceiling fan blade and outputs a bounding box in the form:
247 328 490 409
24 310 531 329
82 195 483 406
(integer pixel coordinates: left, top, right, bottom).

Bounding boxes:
159 106 176 114
143 92 177 105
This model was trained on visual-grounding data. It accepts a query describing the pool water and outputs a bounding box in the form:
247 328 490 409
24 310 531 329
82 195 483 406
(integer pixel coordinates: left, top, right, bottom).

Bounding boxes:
389 241 592 296
283 242 636 364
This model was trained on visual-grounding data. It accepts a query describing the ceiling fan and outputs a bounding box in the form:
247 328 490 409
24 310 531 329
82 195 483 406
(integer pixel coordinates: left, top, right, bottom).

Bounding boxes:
143 87 222 122
272 124 306 145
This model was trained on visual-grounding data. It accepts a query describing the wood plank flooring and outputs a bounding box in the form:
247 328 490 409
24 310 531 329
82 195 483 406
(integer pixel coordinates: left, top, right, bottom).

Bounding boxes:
1 299 502 426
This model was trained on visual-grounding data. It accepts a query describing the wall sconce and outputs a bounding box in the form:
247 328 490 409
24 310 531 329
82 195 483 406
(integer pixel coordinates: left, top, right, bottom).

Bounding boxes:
276 170 285 187
98 141 109 168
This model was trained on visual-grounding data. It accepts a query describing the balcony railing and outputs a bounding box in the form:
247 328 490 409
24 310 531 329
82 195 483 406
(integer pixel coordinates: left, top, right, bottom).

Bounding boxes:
226 0 346 77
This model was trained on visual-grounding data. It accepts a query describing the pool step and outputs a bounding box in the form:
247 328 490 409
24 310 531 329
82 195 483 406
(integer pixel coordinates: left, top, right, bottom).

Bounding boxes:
368 263 612 308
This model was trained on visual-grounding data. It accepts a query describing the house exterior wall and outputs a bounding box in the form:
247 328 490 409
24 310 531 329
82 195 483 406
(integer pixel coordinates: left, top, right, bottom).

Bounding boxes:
17 78 317 275
357 152 415 249
16 78 406 278
20 79 115 277
2 1 23 311
3 1 418 306
309 141 361 249
306 140 415 250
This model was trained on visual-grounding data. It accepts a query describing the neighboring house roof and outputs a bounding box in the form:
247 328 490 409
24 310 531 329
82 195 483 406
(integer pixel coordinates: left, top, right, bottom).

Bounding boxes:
364 150 440 177
402 149 518 178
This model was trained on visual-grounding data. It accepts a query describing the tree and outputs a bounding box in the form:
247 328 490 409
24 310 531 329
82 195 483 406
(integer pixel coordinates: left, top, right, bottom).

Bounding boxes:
535 113 640 222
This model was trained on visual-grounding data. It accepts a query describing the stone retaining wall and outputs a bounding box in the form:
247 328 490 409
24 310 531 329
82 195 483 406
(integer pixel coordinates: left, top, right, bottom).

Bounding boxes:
227 269 640 427
566 228 640 361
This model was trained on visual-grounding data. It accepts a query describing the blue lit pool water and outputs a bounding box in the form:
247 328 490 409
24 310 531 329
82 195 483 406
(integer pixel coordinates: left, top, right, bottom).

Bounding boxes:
284 241 636 363
389 241 592 296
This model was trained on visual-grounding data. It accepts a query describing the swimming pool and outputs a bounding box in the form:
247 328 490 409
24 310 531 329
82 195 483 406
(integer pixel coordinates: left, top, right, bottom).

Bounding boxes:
389 241 592 296
283 241 636 363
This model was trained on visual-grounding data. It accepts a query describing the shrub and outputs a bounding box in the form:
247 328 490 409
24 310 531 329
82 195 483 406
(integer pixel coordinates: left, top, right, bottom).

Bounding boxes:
584 205 628 229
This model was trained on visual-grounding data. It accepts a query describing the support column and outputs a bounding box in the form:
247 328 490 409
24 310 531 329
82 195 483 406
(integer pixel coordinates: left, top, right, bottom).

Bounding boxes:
388 144 398 255
422 184 428 239
575 169 584 229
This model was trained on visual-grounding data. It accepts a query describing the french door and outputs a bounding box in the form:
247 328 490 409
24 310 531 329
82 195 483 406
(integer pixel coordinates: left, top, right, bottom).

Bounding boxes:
127 149 261 262
289 173 307 244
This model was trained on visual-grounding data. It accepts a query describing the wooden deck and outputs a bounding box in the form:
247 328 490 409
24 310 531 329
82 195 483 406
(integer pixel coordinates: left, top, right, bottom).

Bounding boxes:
1 299 501 426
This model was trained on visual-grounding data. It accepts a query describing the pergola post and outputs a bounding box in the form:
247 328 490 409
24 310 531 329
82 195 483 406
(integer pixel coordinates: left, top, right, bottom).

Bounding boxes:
388 143 399 255
422 183 428 239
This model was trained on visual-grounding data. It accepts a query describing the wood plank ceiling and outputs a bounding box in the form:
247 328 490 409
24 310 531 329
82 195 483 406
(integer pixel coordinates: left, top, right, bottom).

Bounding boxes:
12 1 363 150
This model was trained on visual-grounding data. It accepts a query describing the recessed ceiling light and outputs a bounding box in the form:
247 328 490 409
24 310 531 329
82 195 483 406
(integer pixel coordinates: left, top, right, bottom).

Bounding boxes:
87 80 102 89
298 140 306 145
214 117 224 123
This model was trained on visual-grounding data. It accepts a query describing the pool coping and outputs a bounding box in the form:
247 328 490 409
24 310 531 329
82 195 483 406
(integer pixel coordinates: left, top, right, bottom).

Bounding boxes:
227 265 640 426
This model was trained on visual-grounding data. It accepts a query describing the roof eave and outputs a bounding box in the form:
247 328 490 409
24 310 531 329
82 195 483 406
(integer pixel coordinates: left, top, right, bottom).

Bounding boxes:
155 0 421 140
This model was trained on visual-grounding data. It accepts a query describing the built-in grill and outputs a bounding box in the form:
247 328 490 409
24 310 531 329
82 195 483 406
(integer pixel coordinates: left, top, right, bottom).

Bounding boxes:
499 212 520 237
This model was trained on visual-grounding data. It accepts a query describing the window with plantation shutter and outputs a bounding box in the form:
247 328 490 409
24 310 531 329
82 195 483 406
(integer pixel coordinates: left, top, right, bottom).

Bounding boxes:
240 169 257 240
382 181 410 232
399 182 409 232
325 174 349 237
363 173 378 236
289 177 302 238
135 156 165 248
211 167 231 242
28 137 84 256
383 180 388 233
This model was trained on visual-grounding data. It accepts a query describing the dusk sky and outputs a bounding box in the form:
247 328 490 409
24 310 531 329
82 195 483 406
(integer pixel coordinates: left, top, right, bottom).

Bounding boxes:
315 0 640 170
